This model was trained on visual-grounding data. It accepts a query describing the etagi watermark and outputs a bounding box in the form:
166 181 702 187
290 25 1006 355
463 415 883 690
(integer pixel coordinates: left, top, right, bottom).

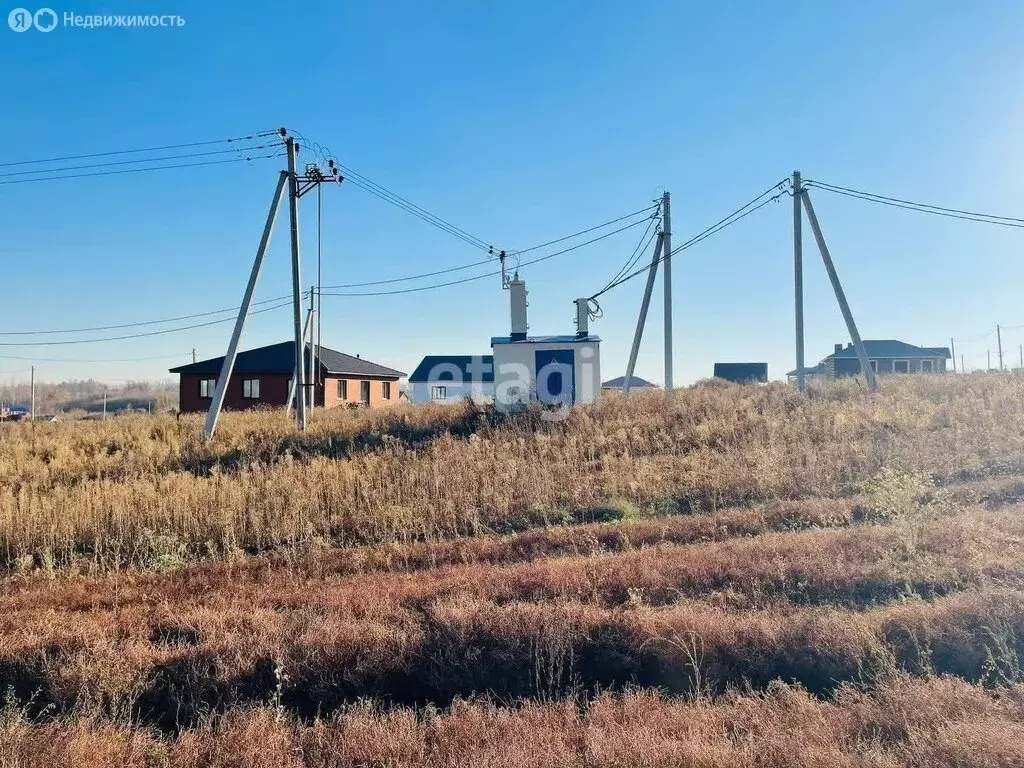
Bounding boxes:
8 8 185 31
425 351 597 422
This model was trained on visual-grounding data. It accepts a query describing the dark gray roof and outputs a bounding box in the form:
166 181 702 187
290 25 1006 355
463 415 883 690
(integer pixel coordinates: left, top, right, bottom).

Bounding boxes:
169 341 405 378
408 355 494 383
829 340 951 359
713 362 768 384
602 375 657 389
786 363 827 377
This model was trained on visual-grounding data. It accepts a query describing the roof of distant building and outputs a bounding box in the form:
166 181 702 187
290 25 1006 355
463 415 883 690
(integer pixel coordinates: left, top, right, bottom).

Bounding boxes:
829 340 951 359
408 355 495 383
785 363 827 377
169 341 405 378
601 375 657 389
491 334 601 345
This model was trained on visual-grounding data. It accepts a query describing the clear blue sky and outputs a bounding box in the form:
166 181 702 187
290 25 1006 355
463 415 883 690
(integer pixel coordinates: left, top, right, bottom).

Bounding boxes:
2 0 1023 385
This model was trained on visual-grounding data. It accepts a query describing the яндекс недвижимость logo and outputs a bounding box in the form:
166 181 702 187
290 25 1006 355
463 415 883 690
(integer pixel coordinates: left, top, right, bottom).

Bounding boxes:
8 7 57 31
7 8 184 31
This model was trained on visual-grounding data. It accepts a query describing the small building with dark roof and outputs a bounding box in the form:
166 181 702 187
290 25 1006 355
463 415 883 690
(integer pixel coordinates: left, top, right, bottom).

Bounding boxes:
408 355 495 404
713 363 768 384
169 341 405 413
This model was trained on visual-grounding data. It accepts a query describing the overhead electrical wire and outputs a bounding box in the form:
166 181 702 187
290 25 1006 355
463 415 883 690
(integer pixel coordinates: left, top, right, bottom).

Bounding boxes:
509 203 661 256
320 204 660 290
0 143 282 179
0 152 282 186
321 217 651 298
0 130 281 169
596 210 661 295
0 294 294 336
0 298 294 347
0 352 193 363
589 181 790 300
802 179 1024 228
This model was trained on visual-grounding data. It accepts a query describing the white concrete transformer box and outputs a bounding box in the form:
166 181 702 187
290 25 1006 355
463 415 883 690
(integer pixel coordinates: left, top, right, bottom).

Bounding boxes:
490 334 601 411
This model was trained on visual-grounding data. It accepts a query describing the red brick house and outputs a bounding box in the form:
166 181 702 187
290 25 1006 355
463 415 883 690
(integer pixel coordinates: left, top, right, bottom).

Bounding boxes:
170 341 405 413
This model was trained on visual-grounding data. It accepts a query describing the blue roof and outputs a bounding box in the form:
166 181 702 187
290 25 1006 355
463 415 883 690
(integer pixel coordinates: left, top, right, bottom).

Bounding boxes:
408 355 494 383
829 340 951 359
491 334 601 345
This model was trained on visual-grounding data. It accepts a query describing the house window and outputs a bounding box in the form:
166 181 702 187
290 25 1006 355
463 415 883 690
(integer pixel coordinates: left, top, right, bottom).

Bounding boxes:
893 360 910 374
869 360 878 373
338 379 347 400
199 378 216 398
382 381 391 400
360 380 370 405
921 359 934 373
242 379 260 399
431 385 447 400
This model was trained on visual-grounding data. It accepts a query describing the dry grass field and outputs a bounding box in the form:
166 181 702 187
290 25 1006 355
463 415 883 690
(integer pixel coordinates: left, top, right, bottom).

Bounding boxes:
2 375 1024 766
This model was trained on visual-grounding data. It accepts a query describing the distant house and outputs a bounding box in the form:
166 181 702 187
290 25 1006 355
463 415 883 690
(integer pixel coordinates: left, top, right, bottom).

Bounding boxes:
785 362 827 384
713 362 768 384
170 341 405 413
601 375 657 390
408 355 494 404
787 340 951 382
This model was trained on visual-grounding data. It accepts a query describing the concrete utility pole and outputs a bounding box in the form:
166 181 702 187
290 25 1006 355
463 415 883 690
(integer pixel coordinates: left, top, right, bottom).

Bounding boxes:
203 170 289 440
997 324 1004 371
988 350 992 371
961 353 965 374
793 171 805 393
661 191 673 399
623 231 664 394
800 189 878 392
286 136 308 432
286 306 314 417
29 366 34 420
102 387 107 420
192 348 196 364
950 337 956 373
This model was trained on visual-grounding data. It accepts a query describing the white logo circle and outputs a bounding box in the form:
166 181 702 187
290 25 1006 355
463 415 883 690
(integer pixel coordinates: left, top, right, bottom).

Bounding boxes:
8 7 33 31
33 7 57 31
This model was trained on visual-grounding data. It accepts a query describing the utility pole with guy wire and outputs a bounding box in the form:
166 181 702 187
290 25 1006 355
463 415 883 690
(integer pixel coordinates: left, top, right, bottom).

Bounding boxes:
623 231 664 395
29 366 34 420
997 324 1004 370
800 188 878 392
950 337 956 373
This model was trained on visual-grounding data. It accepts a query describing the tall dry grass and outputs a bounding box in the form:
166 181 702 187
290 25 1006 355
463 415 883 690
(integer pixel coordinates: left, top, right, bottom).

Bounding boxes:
2 374 1024 572
1 675 1022 767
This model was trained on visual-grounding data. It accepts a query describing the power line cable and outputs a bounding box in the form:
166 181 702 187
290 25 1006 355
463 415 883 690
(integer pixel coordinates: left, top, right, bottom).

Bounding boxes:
0 131 280 169
321 217 650 297
320 204 660 290
510 204 661 256
589 182 788 300
0 294 293 336
0 352 192 363
597 212 661 294
0 142 282 179
0 299 293 347
0 153 280 186
341 175 491 251
803 180 1024 228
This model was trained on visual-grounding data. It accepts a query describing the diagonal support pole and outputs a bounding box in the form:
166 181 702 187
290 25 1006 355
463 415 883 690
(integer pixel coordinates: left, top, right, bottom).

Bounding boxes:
623 232 664 394
203 170 289 440
801 189 879 392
